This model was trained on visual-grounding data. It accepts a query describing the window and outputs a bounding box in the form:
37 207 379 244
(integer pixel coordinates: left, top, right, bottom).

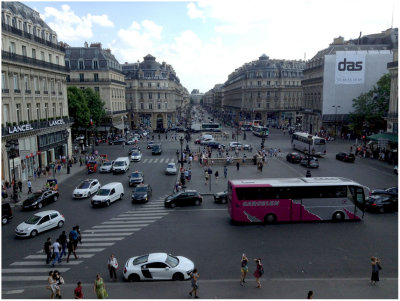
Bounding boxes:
165 102 168 109
93 60 98 69
41 51 45 61
165 93 167 99
79 74 84 82
149 92 152 99
2 72 8 89
24 75 30 90
79 61 84 69
94 87 99 93
32 48 36 59
94 74 99 82
140 103 144 110
146 262 168 269
140 82 143 87
158 93 161 99
65 61 70 69
13 74 19 90
56 56 59 64
44 103 49 119
157 102 161 109
16 104 21 123
157 82 160 87
34 77 38 91
42 79 47 92
22 45 27 56
59 103 63 117
50 80 55 93
9 42 16 54
48 54 52 63
140 92 143 99
52 103 56 117
149 103 153 109
26 103 31 121
148 82 151 87
3 104 9 123
258 81 261 86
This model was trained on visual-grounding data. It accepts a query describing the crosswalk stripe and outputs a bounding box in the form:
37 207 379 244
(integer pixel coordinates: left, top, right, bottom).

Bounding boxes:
153 158 159 163
83 237 125 241
83 233 133 237
75 242 115 246
83 228 142 232
110 217 164 221
36 248 105 253
159 158 164 163
102 220 157 224
25 254 94 259
140 204 164 207
3 268 71 273
11 261 83 265
2 276 49 281
143 159 149 163
113 215 165 219
123 210 167 214
116 212 167 216
3 289 25 294
148 159 153 163
93 224 149 228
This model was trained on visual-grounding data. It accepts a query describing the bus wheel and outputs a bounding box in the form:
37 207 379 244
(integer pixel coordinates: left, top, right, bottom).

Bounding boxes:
264 214 276 224
332 211 345 221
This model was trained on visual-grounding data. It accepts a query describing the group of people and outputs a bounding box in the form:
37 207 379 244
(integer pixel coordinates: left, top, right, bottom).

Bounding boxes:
240 254 264 288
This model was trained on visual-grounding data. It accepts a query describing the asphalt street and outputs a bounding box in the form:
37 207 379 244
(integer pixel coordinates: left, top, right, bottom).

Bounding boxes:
1 123 398 299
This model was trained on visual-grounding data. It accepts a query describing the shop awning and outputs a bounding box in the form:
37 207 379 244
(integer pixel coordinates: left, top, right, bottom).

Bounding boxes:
367 133 398 143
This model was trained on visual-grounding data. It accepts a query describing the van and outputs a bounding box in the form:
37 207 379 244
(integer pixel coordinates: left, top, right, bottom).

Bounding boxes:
113 157 130 174
91 182 124 207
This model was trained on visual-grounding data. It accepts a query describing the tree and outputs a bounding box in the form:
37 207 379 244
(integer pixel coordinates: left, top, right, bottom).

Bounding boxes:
349 73 391 134
67 86 90 130
83 88 106 125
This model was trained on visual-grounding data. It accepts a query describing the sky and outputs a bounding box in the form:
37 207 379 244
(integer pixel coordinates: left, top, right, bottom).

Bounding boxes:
24 0 398 93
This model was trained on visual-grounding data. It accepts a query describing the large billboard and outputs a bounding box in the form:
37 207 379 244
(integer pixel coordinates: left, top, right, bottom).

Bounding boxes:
335 52 366 84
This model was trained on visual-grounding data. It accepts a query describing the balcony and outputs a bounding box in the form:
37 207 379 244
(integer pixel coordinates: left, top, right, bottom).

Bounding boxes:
67 78 126 85
35 91 40 94
2 50 69 73
387 61 398 69
44 91 48 95
25 90 31 94
2 22 66 52
2 89 9 93
14 89 21 93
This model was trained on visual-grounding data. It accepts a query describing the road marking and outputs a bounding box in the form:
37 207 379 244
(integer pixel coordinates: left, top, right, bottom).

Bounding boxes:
112 215 165 219
170 208 227 212
102 220 158 224
75 242 115 246
36 248 105 253
92 224 149 228
140 204 164 207
148 159 153 163
83 228 143 232
82 233 134 237
116 212 168 216
153 158 159 163
142 159 148 163
159 158 164 163
2 276 48 281
11 261 83 265
3 268 71 273
109 218 164 222
3 289 24 294
25 254 95 259
123 210 167 214
82 237 125 241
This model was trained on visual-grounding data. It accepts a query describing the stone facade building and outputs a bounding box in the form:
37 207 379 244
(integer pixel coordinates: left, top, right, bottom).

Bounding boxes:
222 54 305 127
386 48 398 134
1 1 72 183
65 42 127 133
203 84 223 119
121 54 188 130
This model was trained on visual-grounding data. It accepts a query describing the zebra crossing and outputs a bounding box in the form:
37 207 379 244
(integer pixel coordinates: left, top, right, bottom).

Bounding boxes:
140 158 177 164
2 199 169 288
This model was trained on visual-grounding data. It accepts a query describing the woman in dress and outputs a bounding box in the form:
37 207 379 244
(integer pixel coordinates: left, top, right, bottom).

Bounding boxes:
94 274 108 299
47 271 56 299
253 258 263 288
240 254 249 286
189 268 199 298
370 256 381 285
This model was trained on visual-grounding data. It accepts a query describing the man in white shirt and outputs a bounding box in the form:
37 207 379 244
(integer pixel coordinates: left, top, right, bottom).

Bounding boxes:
51 239 61 266
108 254 119 280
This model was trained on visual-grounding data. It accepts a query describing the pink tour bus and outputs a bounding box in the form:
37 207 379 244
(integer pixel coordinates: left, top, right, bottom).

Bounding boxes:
228 177 367 223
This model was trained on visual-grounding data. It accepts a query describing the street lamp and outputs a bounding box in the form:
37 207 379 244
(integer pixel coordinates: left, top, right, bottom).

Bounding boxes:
306 134 312 177
332 105 341 137
179 136 185 187
5 139 19 202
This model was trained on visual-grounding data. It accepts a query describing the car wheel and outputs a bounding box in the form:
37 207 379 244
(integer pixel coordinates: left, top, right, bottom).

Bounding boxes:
221 198 227 204
264 214 277 224
57 220 64 228
120 193 124 200
38 202 43 209
128 274 140 282
2 217 8 225
379 207 385 213
53 195 58 202
106 200 111 207
195 199 201 206
172 273 184 281
332 211 345 221
30 230 38 237
170 202 176 208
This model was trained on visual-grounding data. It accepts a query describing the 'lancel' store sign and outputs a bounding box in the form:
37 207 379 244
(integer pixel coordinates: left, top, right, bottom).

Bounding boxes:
7 119 66 134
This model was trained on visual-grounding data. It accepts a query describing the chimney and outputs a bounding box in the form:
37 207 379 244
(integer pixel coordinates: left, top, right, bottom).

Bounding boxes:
84 41 88 48
332 36 344 45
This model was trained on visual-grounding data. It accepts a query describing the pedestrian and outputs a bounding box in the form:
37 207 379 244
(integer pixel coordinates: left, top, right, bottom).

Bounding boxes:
184 169 189 181
51 239 62 267
75 225 82 245
94 274 108 299
240 254 249 286
47 270 56 299
107 254 119 281
122 141 125 149
188 168 192 181
53 270 64 298
69 227 79 250
370 256 381 285
215 170 219 181
37 167 42 178
236 161 240 171
17 179 22 192
27 179 32 193
204 171 209 185
259 161 263 172
74 281 84 299
66 238 78 263
59 231 67 258
44 237 52 264
189 268 199 298
253 258 264 288
224 165 227 178
307 290 314 299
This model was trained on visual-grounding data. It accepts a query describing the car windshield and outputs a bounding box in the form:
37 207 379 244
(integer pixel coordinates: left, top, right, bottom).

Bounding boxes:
134 186 147 193
314 138 326 145
165 254 179 268
103 162 112 166
132 255 149 266
97 189 110 196
25 215 41 224
167 164 175 168
77 182 91 189
131 172 141 178
132 152 140 156
26 192 42 201
114 161 124 166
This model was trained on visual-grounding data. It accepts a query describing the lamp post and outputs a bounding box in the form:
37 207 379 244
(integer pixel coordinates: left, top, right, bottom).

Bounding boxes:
5 139 19 202
332 105 341 137
306 134 312 177
179 136 185 188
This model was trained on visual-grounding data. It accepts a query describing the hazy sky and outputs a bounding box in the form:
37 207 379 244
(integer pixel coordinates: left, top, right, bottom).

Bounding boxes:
26 0 398 93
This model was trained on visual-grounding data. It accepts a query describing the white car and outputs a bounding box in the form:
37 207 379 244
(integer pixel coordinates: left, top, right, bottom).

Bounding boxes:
165 162 177 175
15 210 65 238
131 151 142 162
72 179 101 199
127 137 139 145
99 161 114 173
123 253 194 282
229 142 243 149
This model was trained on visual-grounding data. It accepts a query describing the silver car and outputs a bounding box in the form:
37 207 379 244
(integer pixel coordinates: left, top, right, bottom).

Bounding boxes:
165 162 177 175
99 161 114 173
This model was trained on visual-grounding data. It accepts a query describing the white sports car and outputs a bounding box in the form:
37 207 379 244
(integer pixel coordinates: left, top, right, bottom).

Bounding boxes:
72 179 101 198
123 253 194 282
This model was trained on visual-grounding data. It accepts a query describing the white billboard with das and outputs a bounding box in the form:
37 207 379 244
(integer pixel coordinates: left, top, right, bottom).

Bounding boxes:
335 51 366 85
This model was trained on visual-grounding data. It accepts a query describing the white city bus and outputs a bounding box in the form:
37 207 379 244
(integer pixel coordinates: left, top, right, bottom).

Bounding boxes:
291 132 326 156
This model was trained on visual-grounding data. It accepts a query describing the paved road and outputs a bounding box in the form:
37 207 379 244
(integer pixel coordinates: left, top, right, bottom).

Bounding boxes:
2 121 398 299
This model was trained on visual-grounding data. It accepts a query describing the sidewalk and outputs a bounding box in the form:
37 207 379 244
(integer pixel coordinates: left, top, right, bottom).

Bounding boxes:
2 162 85 208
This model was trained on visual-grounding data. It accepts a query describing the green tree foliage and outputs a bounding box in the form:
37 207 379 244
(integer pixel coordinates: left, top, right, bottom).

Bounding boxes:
349 73 391 133
83 88 105 125
67 86 90 129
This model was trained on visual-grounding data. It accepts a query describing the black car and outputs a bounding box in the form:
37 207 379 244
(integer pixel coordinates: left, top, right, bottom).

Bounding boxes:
214 191 228 204
131 184 152 203
22 190 59 210
164 190 202 208
207 141 224 149
286 152 302 163
2 203 13 225
128 171 144 187
336 152 356 162
152 144 162 155
371 187 398 197
109 138 126 145
365 195 398 213
128 146 141 155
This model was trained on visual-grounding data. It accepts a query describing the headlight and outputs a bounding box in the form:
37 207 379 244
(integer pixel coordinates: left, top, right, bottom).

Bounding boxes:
143 194 147 199
32 201 37 205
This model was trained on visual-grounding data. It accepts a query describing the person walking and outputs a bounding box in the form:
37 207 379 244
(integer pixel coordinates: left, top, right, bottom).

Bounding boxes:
370 256 381 285
253 258 264 288
240 254 249 286
17 179 22 192
59 231 67 258
189 268 199 298
69 227 79 250
236 161 240 171
51 239 62 267
224 165 227 178
53 270 64 298
74 281 84 299
94 274 108 299
44 237 52 264
47 271 56 299
204 170 209 185
107 254 119 281
66 238 78 263
215 170 219 182
27 179 32 194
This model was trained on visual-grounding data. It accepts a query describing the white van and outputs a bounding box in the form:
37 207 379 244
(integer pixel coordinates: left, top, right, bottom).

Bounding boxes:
113 157 130 174
91 182 124 207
